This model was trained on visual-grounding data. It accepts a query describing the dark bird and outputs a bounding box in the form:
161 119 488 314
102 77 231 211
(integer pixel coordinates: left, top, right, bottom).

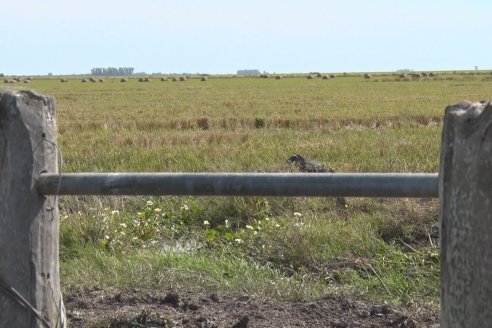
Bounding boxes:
287 154 335 173
286 154 348 210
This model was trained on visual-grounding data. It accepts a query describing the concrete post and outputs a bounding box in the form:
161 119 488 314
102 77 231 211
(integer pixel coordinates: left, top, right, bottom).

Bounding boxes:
440 100 492 327
0 90 64 327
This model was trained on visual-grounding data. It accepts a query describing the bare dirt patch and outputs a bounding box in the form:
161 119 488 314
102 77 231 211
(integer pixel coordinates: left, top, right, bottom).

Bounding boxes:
65 289 439 327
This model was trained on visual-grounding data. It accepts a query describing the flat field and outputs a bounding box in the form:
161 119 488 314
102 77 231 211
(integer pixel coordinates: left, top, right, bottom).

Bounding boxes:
26 73 492 173
8 72 492 326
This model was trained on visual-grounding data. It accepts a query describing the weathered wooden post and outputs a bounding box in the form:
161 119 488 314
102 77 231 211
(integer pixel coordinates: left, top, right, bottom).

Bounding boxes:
440 100 492 327
0 90 64 327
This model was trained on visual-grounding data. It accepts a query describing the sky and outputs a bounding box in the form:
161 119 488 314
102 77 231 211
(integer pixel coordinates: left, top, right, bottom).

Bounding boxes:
1 0 491 76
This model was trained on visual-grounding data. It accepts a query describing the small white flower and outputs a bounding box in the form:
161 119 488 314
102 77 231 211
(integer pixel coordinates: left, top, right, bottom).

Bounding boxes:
203 220 210 226
146 200 154 207
293 212 302 217
225 219 230 228
264 217 270 222
234 238 243 244
245 225 254 230
253 231 258 235
275 224 280 228
104 235 110 240
154 208 162 212
180 204 189 211
111 210 119 215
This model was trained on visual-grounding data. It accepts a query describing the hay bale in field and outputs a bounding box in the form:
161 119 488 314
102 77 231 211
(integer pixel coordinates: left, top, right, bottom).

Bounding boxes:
411 73 422 79
315 72 322 78
259 74 269 79
81 79 88 83
421 72 428 77
429 72 436 77
172 77 178 82
329 74 336 78
14 78 21 82
307 74 314 79
23 80 31 84
89 77 97 83
25 77 32 81
321 75 329 80
60 78 68 83
275 75 282 80
144 77 151 82
8 80 15 84
120 78 128 82
99 78 104 82
160 77 167 81
399 74 407 79
363 73 372 79
138 78 144 82
200 77 208 81
179 76 186 81
4 79 10 84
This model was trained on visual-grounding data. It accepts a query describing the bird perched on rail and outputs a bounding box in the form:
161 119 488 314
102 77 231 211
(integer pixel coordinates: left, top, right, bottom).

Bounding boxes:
286 154 348 210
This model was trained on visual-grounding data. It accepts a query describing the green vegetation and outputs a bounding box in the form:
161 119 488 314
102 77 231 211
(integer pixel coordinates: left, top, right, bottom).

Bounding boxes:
9 72 492 306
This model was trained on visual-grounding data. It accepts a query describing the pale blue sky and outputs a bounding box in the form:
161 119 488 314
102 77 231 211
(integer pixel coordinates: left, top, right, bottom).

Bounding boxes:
1 0 491 76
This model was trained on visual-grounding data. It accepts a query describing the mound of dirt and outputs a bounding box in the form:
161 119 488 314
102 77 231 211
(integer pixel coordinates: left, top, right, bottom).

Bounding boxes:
65 289 439 327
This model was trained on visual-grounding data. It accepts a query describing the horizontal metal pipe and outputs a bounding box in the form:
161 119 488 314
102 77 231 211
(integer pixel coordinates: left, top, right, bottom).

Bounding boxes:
37 172 439 198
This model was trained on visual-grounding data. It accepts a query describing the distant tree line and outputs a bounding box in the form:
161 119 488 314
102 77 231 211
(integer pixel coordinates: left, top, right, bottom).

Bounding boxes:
91 67 134 76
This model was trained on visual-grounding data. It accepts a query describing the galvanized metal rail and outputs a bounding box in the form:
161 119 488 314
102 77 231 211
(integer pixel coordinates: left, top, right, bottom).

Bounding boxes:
37 172 439 198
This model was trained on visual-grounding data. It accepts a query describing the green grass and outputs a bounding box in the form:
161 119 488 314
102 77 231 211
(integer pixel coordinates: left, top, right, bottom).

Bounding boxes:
59 195 439 304
7 72 489 306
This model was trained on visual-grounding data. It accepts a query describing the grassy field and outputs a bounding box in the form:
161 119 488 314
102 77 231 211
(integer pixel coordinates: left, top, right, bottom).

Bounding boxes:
7 72 492 308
